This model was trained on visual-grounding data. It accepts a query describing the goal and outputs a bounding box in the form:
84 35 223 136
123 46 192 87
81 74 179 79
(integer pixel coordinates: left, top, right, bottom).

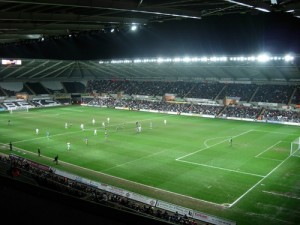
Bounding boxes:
9 106 29 114
290 137 300 157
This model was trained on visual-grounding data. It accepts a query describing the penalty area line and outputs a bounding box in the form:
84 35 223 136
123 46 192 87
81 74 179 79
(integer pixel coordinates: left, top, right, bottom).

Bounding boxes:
176 129 253 161
176 159 265 178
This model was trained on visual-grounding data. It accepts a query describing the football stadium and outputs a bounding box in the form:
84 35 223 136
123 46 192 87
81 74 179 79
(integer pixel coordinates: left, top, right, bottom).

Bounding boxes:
1 1 300 225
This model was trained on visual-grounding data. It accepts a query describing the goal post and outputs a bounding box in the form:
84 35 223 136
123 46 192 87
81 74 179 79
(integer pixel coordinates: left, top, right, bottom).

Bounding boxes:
9 106 29 114
290 137 300 157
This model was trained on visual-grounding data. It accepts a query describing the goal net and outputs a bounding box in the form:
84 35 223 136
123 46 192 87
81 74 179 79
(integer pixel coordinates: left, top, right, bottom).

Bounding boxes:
10 106 29 114
290 137 300 157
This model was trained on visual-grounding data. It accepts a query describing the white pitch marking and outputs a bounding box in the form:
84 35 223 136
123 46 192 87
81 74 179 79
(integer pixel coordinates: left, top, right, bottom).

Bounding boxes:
229 154 292 207
101 150 167 172
176 159 265 178
203 136 231 148
176 130 253 160
262 190 300 200
255 141 282 158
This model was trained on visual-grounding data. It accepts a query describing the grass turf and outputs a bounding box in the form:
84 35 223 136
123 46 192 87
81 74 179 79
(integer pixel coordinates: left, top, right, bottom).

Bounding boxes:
1 105 300 225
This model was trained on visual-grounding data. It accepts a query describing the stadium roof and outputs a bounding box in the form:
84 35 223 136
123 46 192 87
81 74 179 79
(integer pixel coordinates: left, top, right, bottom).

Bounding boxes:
0 1 300 83
1 55 299 83
0 0 299 45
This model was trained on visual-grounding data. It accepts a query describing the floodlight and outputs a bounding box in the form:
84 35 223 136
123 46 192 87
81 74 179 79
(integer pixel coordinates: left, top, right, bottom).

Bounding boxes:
257 54 270 62
173 58 181 62
200 57 208 62
131 25 137 31
97 53 294 65
157 58 164 63
220 57 227 62
271 0 277 4
134 59 142 63
284 54 294 62
210 57 217 62
183 57 191 62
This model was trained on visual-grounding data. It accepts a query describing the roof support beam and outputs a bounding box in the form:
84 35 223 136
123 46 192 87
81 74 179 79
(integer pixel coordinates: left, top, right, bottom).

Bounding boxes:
0 0 202 19
224 0 272 12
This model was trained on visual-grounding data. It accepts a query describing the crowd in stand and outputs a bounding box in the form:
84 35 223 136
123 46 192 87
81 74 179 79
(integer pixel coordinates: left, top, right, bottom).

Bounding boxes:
87 80 299 104
290 87 300 105
221 105 261 119
217 84 257 102
0 154 199 225
262 108 300 122
84 80 300 123
1 81 299 105
2 80 300 124
87 80 228 100
87 98 223 116
252 84 295 104
85 95 300 123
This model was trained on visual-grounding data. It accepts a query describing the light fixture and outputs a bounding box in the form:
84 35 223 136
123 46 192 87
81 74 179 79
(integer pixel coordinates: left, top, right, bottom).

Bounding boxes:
257 53 270 62
284 54 294 62
271 0 277 4
131 24 137 31
98 54 295 64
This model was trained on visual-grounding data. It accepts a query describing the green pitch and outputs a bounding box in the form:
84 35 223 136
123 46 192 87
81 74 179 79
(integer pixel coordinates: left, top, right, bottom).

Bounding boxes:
1 105 300 225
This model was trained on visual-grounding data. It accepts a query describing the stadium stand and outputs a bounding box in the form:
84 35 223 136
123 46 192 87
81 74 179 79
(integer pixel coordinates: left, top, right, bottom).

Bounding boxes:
62 81 86 94
1 79 300 124
0 154 201 225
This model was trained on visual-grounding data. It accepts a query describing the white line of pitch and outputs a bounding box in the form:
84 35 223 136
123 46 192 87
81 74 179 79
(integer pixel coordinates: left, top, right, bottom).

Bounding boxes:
203 136 230 148
3 147 224 208
1 142 223 207
255 141 282 157
176 129 253 161
262 190 300 200
255 156 282 162
60 160 224 207
253 130 299 136
176 159 265 178
11 115 168 144
229 154 292 207
11 129 99 144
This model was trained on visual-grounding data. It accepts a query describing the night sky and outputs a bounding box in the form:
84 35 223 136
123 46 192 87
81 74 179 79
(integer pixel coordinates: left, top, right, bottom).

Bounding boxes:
0 12 300 60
